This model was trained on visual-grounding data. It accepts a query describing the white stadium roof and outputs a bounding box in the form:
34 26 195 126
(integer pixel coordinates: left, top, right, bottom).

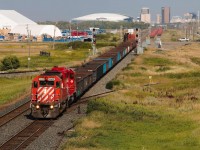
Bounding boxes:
72 13 133 22
0 10 62 37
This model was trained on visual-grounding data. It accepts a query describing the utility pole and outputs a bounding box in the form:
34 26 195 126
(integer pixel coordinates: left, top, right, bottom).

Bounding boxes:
198 11 200 30
92 28 96 55
77 22 78 38
53 22 57 50
120 25 123 42
69 20 72 42
26 24 31 69
69 20 71 36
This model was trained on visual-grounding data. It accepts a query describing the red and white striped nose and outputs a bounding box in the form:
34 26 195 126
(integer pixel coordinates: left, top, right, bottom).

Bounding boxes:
37 87 55 103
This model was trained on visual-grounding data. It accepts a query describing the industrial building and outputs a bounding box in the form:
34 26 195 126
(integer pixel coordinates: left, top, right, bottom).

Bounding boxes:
0 10 62 40
162 7 170 24
156 14 161 24
72 13 133 22
140 8 151 23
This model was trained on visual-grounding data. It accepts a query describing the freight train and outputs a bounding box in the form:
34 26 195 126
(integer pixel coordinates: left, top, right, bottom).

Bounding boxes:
30 36 137 118
149 27 163 38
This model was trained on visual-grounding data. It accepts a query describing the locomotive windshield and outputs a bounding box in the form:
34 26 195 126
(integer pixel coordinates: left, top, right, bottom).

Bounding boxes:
39 81 54 87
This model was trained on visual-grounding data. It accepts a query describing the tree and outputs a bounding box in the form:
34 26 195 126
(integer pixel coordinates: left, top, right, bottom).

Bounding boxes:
1 56 20 70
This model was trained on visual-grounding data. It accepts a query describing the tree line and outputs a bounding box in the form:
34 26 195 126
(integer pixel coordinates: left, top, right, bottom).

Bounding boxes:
38 21 150 30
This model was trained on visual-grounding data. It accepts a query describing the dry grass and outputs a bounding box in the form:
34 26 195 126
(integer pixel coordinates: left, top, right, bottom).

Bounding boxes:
81 118 101 129
114 40 200 121
63 31 200 149
0 43 49 59
161 29 183 42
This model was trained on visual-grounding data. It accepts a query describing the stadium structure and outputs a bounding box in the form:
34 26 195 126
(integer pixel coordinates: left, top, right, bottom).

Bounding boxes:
0 10 61 37
72 13 133 22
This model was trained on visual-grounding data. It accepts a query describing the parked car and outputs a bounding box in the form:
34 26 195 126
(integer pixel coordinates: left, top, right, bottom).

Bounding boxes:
178 37 189 42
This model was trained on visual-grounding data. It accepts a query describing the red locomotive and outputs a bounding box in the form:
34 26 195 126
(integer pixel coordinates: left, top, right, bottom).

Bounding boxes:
31 67 76 118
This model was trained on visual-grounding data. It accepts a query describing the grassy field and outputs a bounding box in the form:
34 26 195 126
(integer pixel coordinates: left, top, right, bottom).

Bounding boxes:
62 42 200 149
0 34 119 71
0 42 90 70
0 76 32 105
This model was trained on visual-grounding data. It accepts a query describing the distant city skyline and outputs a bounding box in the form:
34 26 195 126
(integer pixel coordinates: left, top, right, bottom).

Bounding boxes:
0 0 199 22
162 7 170 24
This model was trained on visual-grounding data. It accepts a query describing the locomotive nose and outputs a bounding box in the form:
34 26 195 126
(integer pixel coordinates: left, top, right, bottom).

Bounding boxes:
37 87 55 103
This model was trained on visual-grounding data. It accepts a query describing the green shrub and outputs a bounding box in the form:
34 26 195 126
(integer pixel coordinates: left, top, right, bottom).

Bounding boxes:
140 67 147 70
54 41 91 50
96 34 111 40
96 42 117 48
106 80 121 89
190 57 200 65
112 37 117 42
67 41 91 49
143 47 148 51
0 62 3 70
156 66 171 72
1 56 20 70
171 38 177 42
54 43 68 50
122 64 133 71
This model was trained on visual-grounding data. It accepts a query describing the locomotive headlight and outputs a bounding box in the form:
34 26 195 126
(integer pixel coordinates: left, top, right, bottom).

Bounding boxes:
36 105 40 109
50 105 54 109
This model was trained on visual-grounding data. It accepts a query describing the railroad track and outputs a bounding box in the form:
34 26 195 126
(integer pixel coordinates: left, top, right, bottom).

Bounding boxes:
80 90 114 101
0 70 42 78
0 91 114 150
0 70 40 75
0 120 54 150
0 90 114 128
0 102 30 127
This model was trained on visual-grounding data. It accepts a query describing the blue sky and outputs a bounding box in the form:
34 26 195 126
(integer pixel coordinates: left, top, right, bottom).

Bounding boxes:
0 0 200 22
